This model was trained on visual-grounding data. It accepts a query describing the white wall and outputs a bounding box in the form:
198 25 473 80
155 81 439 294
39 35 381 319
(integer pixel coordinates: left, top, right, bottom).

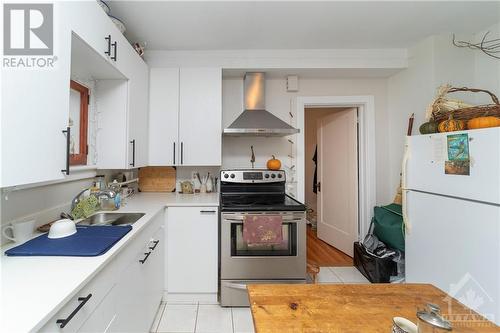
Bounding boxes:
222 76 392 204
474 23 500 103
386 33 479 193
0 177 94 245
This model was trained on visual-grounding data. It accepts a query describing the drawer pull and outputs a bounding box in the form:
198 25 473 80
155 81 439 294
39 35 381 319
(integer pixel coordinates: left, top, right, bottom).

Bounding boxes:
56 293 92 328
149 240 160 250
139 251 151 264
200 210 216 214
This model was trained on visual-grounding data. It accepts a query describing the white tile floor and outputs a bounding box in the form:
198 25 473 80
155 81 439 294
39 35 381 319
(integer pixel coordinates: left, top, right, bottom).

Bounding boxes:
151 267 369 333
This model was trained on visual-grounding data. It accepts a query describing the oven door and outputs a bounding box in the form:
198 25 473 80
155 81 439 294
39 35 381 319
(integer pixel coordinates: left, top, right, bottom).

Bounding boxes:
220 211 306 280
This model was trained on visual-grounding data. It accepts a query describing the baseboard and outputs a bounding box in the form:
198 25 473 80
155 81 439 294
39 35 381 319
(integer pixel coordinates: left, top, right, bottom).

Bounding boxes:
164 292 218 304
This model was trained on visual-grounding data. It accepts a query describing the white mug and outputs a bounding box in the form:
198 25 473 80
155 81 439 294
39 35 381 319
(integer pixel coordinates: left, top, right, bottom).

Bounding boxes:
392 317 418 333
2 220 35 244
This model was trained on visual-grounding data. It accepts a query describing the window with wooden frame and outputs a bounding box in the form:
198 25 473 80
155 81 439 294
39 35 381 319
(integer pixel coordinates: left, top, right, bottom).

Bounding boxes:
69 80 89 165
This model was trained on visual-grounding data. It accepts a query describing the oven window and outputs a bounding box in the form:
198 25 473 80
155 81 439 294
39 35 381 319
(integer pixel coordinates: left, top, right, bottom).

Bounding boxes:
230 223 297 256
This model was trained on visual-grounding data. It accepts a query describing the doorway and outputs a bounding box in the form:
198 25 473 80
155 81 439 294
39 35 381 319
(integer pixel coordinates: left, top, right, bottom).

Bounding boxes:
304 107 358 264
296 95 377 267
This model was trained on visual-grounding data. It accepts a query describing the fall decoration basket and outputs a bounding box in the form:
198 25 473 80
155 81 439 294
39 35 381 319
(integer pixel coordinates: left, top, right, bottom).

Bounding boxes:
426 85 500 123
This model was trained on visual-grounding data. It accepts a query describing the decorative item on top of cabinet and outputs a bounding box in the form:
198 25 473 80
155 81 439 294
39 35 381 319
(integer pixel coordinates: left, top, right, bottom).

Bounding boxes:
467 116 500 129
438 115 466 133
419 121 439 135
427 85 500 123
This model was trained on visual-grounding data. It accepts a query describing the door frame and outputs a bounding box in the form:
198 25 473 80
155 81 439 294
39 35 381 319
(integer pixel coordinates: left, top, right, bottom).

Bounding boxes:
296 95 376 240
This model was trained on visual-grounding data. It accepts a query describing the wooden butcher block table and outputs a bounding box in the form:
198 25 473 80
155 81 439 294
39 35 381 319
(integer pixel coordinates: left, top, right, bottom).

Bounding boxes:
247 284 499 333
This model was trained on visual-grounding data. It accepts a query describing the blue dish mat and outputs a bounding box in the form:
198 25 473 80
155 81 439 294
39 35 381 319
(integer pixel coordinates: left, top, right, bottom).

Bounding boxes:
4 225 132 257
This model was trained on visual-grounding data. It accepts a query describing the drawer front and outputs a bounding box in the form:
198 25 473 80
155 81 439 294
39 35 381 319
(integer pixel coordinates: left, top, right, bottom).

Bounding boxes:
39 265 116 333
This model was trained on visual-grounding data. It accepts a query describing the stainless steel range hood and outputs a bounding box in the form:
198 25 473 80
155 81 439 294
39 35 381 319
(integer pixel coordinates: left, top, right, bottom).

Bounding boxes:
224 72 299 137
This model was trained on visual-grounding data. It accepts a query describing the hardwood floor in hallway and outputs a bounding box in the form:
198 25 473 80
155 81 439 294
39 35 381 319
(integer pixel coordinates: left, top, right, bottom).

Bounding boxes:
307 225 353 267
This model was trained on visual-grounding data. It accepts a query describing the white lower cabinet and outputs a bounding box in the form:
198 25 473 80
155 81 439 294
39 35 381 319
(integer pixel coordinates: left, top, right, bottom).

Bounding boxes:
39 213 164 333
166 206 218 302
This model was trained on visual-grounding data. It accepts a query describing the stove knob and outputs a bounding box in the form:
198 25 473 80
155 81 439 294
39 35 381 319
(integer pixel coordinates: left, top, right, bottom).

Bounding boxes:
230 174 235 179
271 174 276 179
265 174 270 178
224 174 229 179
278 174 283 179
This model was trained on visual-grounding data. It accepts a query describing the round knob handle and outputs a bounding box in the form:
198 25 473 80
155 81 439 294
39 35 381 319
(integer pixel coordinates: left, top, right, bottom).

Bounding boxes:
230 174 235 178
271 174 276 179
265 174 270 178
224 174 229 179
278 174 283 178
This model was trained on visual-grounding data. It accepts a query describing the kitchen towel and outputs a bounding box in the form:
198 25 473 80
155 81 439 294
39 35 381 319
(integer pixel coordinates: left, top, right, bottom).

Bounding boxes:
4 225 132 257
243 215 283 246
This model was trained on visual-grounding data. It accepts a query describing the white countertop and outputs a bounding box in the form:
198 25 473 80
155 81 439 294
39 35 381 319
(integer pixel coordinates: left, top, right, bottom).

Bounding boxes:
0 193 219 333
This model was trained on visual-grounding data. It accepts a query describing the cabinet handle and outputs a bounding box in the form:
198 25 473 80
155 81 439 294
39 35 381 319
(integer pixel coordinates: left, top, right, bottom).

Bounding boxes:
61 127 70 175
149 240 160 250
180 142 184 164
139 251 151 264
200 210 217 214
130 139 136 167
111 41 117 61
56 293 92 328
104 35 111 56
173 142 176 164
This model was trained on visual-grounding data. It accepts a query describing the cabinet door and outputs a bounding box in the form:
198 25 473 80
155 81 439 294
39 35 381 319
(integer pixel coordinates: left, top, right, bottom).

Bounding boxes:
77 287 117 333
149 68 180 166
167 207 218 293
179 68 222 166
143 227 165 329
1 2 71 187
127 61 150 168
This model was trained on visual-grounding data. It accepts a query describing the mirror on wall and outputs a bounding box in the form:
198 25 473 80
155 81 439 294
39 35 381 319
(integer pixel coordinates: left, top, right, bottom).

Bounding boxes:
69 80 89 165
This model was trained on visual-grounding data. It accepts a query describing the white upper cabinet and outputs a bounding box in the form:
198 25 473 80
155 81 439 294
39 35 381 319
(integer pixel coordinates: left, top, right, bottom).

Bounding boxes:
1 2 71 188
1 1 149 186
179 68 222 166
149 68 180 166
148 67 222 166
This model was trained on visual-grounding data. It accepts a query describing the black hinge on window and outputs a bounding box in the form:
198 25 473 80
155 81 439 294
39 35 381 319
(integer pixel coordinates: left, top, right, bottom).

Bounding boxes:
86 144 89 154
87 94 90 105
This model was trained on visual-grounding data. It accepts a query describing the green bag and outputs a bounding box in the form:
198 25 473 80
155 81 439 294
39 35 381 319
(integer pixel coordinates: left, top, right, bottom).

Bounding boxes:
372 203 405 252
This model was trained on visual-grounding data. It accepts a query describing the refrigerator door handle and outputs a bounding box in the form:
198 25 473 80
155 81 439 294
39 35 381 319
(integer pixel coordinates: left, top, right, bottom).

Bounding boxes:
401 138 410 233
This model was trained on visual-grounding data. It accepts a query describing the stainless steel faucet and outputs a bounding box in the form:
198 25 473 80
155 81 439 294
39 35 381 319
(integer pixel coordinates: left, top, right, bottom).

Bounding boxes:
71 188 116 212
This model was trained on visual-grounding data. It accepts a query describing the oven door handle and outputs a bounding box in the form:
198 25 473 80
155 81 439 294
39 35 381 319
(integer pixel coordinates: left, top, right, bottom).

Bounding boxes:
226 282 248 290
223 217 303 223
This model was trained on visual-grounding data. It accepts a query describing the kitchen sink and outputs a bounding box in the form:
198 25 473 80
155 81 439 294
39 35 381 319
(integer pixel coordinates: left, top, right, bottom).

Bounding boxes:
78 212 145 226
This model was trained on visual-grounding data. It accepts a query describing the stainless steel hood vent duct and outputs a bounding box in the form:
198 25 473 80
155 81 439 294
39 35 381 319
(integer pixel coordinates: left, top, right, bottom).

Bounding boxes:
223 72 300 137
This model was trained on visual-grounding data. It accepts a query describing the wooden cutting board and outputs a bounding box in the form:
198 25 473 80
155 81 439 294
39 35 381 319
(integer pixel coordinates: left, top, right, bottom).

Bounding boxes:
138 166 176 192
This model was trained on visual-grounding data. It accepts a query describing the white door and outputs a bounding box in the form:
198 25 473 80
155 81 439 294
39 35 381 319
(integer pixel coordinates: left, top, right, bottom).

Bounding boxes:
178 68 222 166
149 68 180 165
317 108 358 256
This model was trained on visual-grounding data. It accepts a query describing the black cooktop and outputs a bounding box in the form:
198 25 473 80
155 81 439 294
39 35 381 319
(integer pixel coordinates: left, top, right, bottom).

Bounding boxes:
220 194 306 212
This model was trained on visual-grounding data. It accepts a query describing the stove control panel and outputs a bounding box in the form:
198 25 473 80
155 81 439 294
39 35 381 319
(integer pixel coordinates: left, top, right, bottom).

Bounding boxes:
221 170 285 183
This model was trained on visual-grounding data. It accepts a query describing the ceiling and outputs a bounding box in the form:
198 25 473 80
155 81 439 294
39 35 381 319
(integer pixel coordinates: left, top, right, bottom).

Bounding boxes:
107 1 499 50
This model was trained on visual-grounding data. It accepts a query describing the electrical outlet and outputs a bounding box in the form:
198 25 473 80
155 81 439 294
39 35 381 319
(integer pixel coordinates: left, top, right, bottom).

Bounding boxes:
191 171 197 179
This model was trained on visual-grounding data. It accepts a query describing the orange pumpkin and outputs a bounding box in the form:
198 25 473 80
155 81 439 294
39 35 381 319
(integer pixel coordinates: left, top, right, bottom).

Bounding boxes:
266 155 281 170
438 116 466 133
467 116 500 130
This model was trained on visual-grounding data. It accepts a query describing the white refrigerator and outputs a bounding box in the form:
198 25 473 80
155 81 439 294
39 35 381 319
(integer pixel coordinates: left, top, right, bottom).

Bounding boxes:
403 128 500 325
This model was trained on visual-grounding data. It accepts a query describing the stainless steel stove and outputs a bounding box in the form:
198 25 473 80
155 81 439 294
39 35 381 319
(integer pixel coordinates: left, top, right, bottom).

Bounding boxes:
219 169 307 306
